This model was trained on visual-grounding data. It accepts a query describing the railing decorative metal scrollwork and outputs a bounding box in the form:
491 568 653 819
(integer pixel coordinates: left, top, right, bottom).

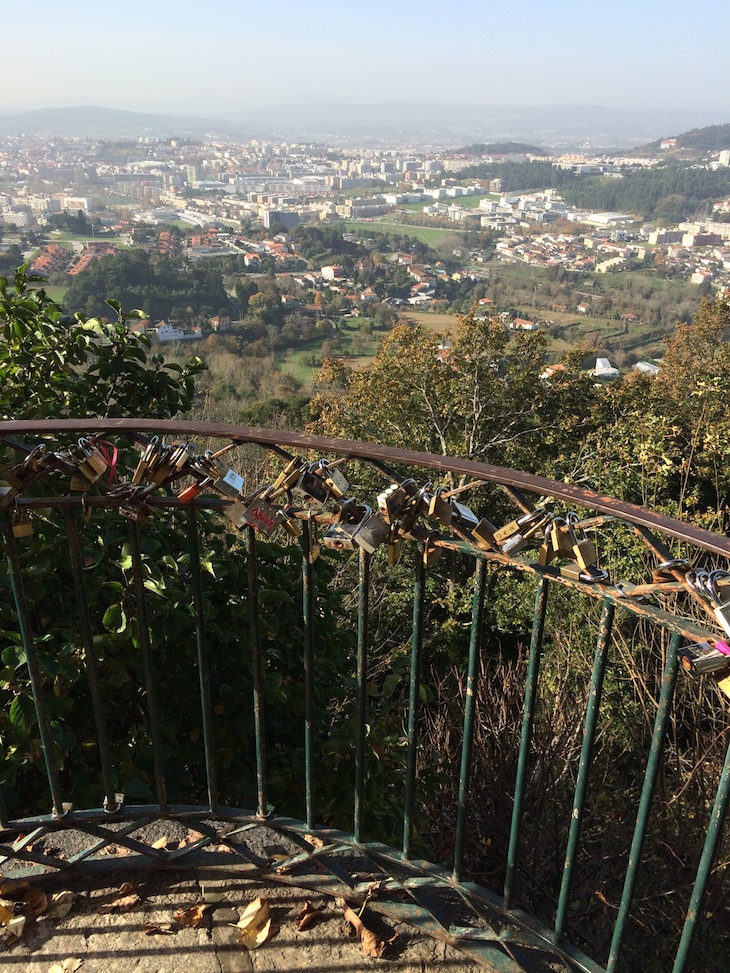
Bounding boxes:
0 419 729 973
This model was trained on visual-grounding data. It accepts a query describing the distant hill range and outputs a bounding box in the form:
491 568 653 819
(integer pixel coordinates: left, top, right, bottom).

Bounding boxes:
457 141 549 156
0 103 727 150
640 123 730 154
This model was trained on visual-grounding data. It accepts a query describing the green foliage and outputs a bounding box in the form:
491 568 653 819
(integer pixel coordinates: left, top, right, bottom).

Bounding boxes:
63 249 232 322
47 210 94 235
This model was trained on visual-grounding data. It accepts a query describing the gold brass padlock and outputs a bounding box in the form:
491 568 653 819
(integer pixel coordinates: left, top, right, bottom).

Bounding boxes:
471 518 496 550
12 507 34 539
428 488 453 526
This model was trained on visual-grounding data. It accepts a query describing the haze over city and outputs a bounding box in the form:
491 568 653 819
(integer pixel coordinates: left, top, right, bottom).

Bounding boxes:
2 0 729 121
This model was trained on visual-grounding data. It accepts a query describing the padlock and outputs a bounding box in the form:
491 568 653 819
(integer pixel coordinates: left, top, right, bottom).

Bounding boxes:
322 522 359 551
212 467 245 499
538 523 556 566
293 464 330 504
573 535 597 571
377 483 407 525
451 501 479 532
223 499 248 528
707 570 730 638
317 460 349 499
133 437 159 485
493 519 521 546
388 536 403 565
354 508 390 554
69 444 103 484
120 500 151 524
678 640 730 677
551 518 576 556
0 484 19 509
280 509 303 539
12 507 33 539
471 518 496 550
428 487 453 526
423 539 442 568
78 438 108 478
3 444 47 489
178 478 211 503
242 498 280 537
269 457 304 495
305 517 320 564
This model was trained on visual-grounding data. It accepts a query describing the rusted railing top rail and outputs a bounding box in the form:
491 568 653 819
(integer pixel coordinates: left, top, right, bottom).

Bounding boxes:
2 418 729 558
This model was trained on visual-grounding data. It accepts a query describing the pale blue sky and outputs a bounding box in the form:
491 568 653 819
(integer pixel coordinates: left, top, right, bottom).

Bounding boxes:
2 0 728 115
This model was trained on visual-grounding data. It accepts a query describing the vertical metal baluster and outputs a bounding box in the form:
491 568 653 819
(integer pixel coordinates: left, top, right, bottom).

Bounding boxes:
453 557 487 883
554 599 615 941
246 526 267 818
354 546 370 842
504 574 549 907
127 521 167 811
65 512 117 812
301 521 315 830
606 630 682 973
186 509 218 812
672 735 730 973
1 514 64 817
403 545 426 859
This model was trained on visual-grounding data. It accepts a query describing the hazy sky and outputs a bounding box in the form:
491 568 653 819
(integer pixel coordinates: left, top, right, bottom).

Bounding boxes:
2 0 728 116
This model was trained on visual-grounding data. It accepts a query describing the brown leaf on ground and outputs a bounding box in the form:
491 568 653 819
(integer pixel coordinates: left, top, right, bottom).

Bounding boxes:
303 834 325 848
144 922 176 936
206 842 235 854
2 914 25 944
176 830 206 848
231 897 272 949
173 904 212 928
340 900 398 959
102 843 132 856
47 891 76 919
97 883 141 914
294 900 326 931
0 900 16 926
23 886 48 918
48 959 83 973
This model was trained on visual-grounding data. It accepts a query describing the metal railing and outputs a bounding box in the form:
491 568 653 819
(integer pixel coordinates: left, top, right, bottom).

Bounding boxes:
0 418 729 973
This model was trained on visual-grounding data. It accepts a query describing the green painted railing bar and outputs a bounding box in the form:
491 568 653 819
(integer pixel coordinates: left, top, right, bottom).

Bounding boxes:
554 599 615 942
1 514 65 818
606 630 682 973
186 509 218 812
65 512 117 813
126 521 167 812
403 547 426 859
354 546 370 842
672 734 730 973
504 574 549 908
246 526 267 818
301 523 316 830
453 557 487 883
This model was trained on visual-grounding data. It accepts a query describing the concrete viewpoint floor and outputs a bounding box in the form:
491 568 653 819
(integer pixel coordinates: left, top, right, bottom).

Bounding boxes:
1 871 481 973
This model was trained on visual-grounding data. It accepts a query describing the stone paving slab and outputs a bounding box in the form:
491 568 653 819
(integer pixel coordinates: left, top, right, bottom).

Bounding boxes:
2 872 481 973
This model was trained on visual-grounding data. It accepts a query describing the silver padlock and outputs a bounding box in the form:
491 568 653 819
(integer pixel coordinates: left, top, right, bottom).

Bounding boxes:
354 507 390 554
242 498 280 537
708 570 730 638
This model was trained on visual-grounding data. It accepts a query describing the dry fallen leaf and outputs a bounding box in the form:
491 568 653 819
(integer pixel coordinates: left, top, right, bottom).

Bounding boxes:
0 900 16 926
340 900 397 959
231 896 272 949
3 914 25 944
23 886 48 918
97 883 140 914
151 836 168 849
102 843 132 857
47 891 76 919
294 900 325 931
144 922 176 936
48 959 83 973
173 904 212 928
177 830 206 848
303 834 325 849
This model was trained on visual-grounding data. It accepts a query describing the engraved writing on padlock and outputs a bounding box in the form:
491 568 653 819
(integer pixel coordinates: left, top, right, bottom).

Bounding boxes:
354 511 390 554
678 640 730 677
242 499 279 537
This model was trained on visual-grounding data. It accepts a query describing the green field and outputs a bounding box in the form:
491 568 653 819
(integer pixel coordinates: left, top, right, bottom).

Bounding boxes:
343 220 466 247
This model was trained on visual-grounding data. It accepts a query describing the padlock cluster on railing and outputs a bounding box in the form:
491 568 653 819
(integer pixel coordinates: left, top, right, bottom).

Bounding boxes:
2 432 730 684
